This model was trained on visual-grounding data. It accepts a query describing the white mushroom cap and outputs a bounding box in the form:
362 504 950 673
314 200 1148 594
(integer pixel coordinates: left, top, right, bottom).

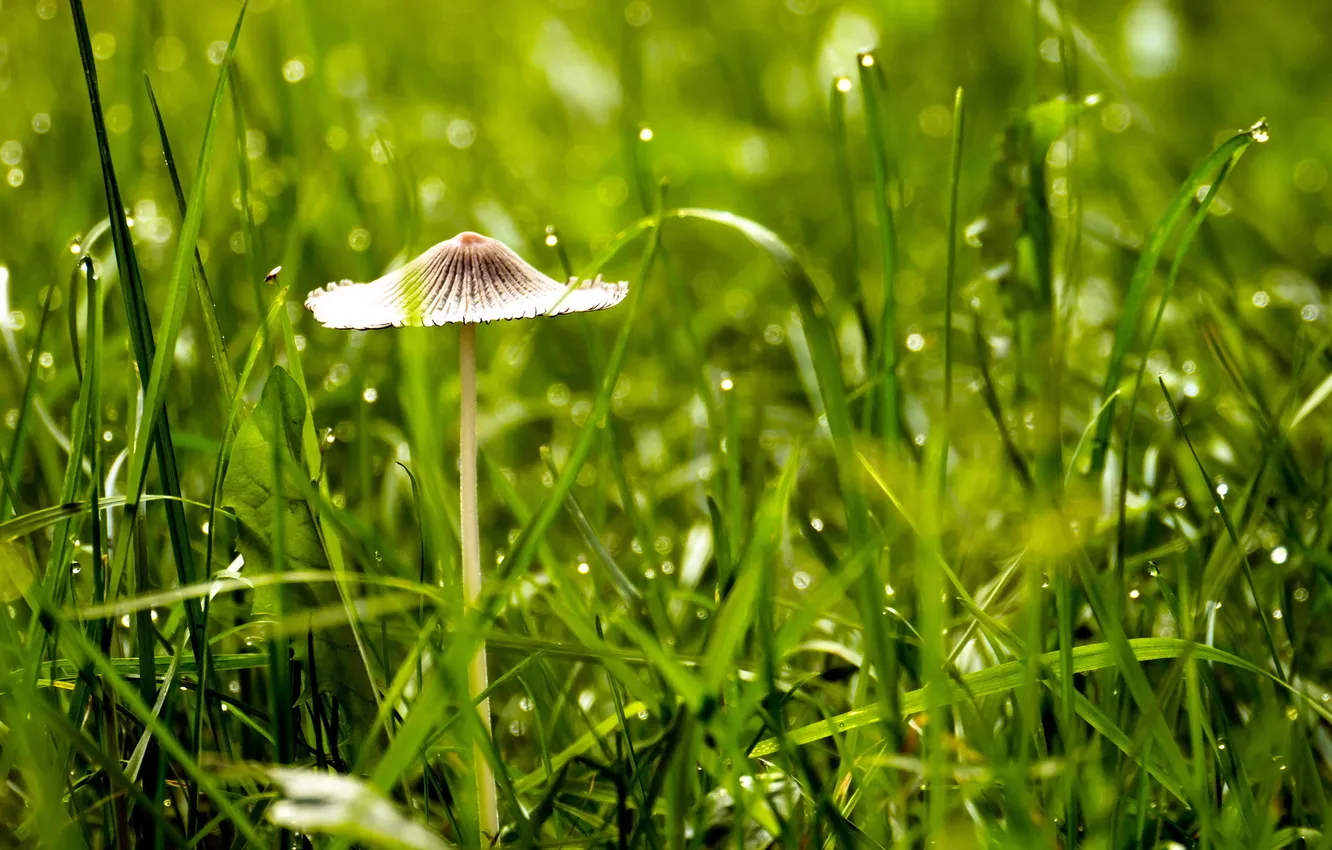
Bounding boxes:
304 231 629 329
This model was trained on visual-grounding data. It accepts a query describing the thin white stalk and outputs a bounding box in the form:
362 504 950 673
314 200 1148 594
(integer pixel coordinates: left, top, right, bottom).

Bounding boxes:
459 322 499 839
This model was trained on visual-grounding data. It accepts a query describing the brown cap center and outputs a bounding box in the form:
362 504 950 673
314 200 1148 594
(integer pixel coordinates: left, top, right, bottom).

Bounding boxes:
457 232 486 245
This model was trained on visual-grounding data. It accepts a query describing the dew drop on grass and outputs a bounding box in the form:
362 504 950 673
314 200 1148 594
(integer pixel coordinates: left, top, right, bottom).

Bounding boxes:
695 608 707 619
1128 589 1140 600
810 516 824 531
638 126 654 142
792 571 810 591
509 720 524 736
577 561 589 575
578 690 595 711
1294 587 1308 602
905 332 925 352
643 568 655 580
1273 609 1283 620
1302 304 1320 321
661 561 674 574
1251 290 1270 307
835 76 852 93
1271 546 1288 564
361 387 378 403
720 376 734 391
884 583 895 597
546 383 570 407
282 59 307 83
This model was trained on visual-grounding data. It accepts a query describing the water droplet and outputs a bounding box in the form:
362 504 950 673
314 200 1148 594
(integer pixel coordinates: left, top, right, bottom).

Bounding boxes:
282 58 307 83
792 571 811 591
37 351 52 368
696 608 708 619
763 324 785 345
348 228 371 252
201 522 210 535
447 119 476 149
509 720 524 736
1217 740 1226 750
1294 587 1308 602
1271 546 1288 565
884 583 895 597
207 40 228 65
859 52 875 67
71 565 80 575
119 615 131 628
1173 496 1187 509
1249 119 1270 144
810 517 824 532
1216 482 1228 498
1273 609 1283 620
661 561 674 575
1251 290 1270 308
519 697 533 711
643 568 656 580
719 377 734 391
638 127 654 142
577 561 590 575
1128 588 1140 600
91 32 116 60
31 114 51 134
905 332 925 352
578 689 595 711
544 232 559 247
6 168 24 188
834 76 852 93
1302 304 1320 322
0 141 22 166
546 383 570 407
362 387 378 403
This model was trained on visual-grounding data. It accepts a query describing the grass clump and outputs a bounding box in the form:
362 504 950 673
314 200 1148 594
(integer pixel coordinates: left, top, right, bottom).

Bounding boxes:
0 1 1329 847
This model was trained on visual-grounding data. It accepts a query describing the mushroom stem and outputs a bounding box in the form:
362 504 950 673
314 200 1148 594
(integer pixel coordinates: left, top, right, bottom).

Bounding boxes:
459 322 499 838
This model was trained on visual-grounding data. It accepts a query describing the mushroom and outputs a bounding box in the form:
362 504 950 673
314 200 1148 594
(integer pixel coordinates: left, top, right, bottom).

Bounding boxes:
305 231 628 836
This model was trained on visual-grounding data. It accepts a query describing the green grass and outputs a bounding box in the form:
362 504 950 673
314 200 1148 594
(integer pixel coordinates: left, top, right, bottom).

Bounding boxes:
1 1 1331 847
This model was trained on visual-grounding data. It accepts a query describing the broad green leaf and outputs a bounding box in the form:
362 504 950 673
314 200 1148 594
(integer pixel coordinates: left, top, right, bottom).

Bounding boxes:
222 365 376 724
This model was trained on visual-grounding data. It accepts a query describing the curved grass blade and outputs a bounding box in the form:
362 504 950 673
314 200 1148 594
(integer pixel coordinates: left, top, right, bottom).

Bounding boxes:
144 74 239 408
0 272 59 520
747 637 1324 758
1159 378 1284 680
1089 122 1266 472
855 51 901 445
943 86 965 414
